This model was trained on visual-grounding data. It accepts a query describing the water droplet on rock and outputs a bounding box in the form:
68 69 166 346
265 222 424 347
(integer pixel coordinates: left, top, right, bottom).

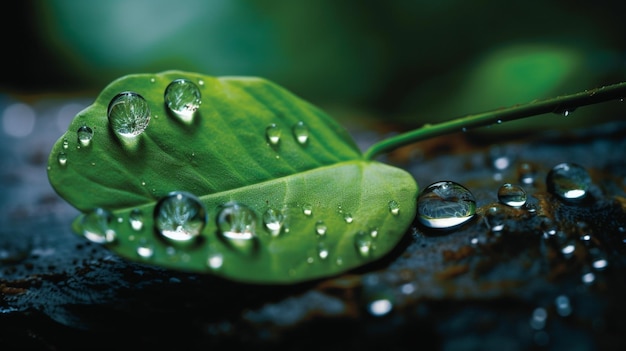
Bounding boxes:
498 183 527 207
547 162 591 201
417 181 476 229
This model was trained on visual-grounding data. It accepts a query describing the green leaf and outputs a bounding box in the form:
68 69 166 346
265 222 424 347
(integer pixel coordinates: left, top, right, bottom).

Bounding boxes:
47 70 418 284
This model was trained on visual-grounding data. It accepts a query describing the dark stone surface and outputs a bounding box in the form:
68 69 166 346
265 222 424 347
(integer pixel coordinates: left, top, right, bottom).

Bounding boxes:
1 97 625 350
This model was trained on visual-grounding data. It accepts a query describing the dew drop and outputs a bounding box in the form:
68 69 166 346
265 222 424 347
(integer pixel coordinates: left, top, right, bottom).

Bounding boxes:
77 125 93 146
302 203 313 216
154 191 206 243
263 208 284 236
136 239 154 259
81 208 117 244
164 78 201 123
485 206 505 233
207 251 224 270
417 181 476 229
292 121 309 145
315 220 327 236
317 241 329 260
498 183 527 207
388 200 400 216
57 151 67 166
354 231 374 257
107 91 151 139
546 162 591 201
367 297 394 317
343 213 354 224
62 138 69 149
265 123 281 146
217 202 257 251
129 208 144 231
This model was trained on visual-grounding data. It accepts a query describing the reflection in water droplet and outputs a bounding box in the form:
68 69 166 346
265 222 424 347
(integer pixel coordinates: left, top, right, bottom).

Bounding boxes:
292 121 309 145
77 125 93 146
154 191 206 243
57 152 67 166
388 200 400 216
263 208 284 236
265 123 281 146
129 208 144 231
417 181 476 229
107 92 151 138
498 183 527 207
354 231 374 257
547 163 591 201
164 79 202 123
217 202 257 251
81 208 117 244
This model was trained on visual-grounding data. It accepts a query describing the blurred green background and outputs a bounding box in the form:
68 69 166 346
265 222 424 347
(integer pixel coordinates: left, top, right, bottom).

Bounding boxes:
2 0 625 135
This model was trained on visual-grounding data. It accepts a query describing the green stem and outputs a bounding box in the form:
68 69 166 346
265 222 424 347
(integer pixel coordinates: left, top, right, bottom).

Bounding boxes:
363 81 626 160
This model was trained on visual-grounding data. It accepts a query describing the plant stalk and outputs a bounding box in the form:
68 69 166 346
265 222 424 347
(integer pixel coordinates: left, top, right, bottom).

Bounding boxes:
363 82 626 160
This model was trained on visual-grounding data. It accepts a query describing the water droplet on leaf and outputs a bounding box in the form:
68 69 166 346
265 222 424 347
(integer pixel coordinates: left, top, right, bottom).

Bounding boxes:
263 208 284 236
77 125 93 146
265 123 281 146
164 78 201 123
388 200 400 216
129 208 144 231
57 152 67 166
154 191 206 243
292 121 309 145
302 203 313 216
107 91 151 139
498 183 527 207
315 220 327 236
217 202 258 252
546 162 591 201
81 208 117 244
354 231 374 257
417 181 476 229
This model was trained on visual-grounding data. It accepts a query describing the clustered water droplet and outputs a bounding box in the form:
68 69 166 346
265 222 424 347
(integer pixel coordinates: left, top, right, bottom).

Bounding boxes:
154 191 207 243
164 78 202 123
107 91 151 139
417 181 476 229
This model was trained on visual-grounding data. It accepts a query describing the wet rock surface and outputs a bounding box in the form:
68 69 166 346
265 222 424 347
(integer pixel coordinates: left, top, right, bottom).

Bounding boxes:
1 98 625 350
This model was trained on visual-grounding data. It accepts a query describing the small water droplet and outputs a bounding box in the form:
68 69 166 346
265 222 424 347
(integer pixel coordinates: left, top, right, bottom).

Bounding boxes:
217 202 258 252
62 138 69 149
77 125 93 146
581 269 596 285
129 208 144 231
136 239 154 258
354 231 374 257
292 121 309 145
207 251 224 269
417 181 476 229
367 296 394 317
388 200 400 216
57 151 67 166
164 78 202 123
317 241 329 260
530 307 548 330
485 206 505 233
263 208 284 236
560 240 576 259
265 123 281 146
554 107 576 117
154 191 206 243
546 162 591 201
302 203 313 216
555 295 572 317
315 220 327 236
81 208 117 244
498 183 527 207
343 213 353 224
518 162 537 186
107 91 151 139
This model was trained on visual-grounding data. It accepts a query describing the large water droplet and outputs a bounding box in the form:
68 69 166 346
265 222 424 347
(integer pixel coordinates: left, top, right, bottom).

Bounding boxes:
107 92 151 139
81 208 117 244
217 202 258 252
263 208 284 236
546 162 591 201
417 181 476 229
292 121 309 145
77 125 93 147
498 183 527 207
265 123 281 146
164 78 201 123
154 191 206 243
